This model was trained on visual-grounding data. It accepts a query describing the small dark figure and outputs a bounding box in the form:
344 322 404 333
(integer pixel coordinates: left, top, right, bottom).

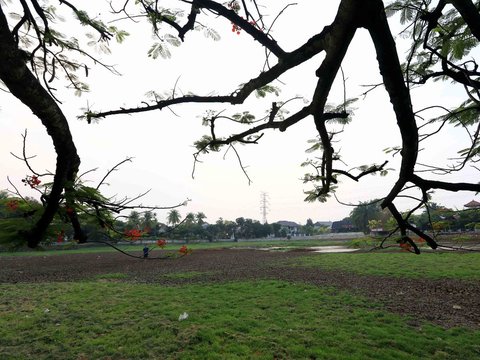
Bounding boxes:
143 246 149 258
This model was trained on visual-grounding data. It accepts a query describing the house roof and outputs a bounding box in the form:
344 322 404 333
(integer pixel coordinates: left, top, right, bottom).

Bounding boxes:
314 221 332 227
331 219 354 230
464 200 480 208
276 220 300 227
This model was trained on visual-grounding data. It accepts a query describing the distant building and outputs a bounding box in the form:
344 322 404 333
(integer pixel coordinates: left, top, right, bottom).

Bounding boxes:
464 200 480 209
369 228 391 236
313 221 332 230
331 218 357 233
276 221 301 236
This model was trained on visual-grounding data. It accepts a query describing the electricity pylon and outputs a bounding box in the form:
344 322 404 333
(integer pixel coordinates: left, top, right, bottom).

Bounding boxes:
260 192 270 224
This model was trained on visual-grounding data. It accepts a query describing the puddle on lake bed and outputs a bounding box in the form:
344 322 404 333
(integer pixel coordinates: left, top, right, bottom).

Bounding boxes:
256 245 360 253
309 246 360 253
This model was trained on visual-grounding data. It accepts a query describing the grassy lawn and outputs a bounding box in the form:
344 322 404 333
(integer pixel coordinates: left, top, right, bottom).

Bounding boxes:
1 280 479 360
290 252 480 280
2 247 480 359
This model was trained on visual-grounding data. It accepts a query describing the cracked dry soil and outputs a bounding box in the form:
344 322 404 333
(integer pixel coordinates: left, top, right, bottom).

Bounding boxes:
1 248 479 329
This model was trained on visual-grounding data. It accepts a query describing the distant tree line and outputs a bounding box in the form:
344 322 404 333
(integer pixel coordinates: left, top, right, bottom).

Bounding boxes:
122 211 333 242
346 199 480 235
5 187 474 248
0 191 330 247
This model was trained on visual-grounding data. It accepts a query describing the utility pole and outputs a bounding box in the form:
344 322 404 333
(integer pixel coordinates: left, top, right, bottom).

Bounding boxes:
260 192 270 224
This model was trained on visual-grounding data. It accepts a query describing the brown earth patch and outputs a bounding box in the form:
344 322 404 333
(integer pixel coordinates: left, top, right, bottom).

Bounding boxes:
1 248 479 329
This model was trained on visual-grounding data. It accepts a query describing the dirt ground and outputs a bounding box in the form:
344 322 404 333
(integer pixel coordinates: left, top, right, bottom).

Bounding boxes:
1 248 479 329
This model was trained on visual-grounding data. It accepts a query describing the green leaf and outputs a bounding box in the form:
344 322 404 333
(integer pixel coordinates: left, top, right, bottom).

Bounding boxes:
204 27 221 41
164 34 181 47
145 90 164 101
193 135 222 153
383 146 401 155
255 85 280 98
148 42 171 59
232 111 255 124
115 30 130 43
400 6 414 24
305 140 322 154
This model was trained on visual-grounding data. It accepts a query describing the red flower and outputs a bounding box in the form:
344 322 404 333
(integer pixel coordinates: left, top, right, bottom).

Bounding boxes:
156 239 167 248
179 245 191 255
57 230 65 243
22 175 41 188
231 22 241 34
6 199 19 211
125 229 143 240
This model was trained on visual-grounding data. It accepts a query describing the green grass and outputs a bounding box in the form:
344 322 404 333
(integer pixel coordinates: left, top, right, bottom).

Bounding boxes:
0 244 145 257
93 273 130 281
1 280 479 359
291 252 480 279
161 271 216 280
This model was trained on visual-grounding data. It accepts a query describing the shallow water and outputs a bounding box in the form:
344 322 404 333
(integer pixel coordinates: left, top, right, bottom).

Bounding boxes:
256 245 360 253
309 246 360 253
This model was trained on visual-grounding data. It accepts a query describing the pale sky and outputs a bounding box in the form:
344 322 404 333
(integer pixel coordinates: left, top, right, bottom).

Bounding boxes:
1 0 478 225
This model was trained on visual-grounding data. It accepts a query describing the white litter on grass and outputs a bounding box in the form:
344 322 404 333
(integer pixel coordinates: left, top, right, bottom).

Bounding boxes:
178 312 189 321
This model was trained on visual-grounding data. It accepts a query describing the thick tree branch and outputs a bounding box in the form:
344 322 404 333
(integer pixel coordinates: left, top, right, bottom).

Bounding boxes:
59 0 113 40
411 174 480 193
195 0 286 57
421 0 447 47
310 0 363 197
449 0 480 41
89 24 338 121
211 105 311 146
363 0 419 209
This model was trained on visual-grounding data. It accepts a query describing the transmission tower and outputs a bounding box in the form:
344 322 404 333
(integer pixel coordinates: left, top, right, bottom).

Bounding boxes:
260 192 270 224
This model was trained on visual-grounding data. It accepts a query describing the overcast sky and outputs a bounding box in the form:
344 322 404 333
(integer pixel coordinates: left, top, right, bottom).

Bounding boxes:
1 0 478 225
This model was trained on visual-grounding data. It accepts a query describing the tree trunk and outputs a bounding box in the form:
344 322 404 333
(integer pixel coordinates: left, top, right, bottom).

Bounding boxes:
0 5 81 247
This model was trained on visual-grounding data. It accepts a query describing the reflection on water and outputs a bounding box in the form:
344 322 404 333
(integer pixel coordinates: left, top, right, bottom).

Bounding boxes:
257 245 360 253
310 246 360 253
